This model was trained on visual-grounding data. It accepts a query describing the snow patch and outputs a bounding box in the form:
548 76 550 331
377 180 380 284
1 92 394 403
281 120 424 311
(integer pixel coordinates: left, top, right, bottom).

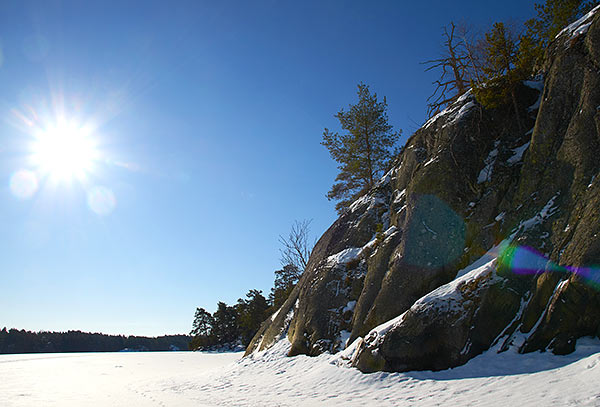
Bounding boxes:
338 330 352 349
424 91 475 129
423 156 438 167
525 79 544 112
343 300 357 313
270 307 281 321
478 141 500 183
393 188 406 204
375 167 395 187
556 4 600 40
508 142 530 164
349 195 385 213
326 247 362 267
444 100 476 129
513 194 560 238
456 243 503 279
524 79 544 92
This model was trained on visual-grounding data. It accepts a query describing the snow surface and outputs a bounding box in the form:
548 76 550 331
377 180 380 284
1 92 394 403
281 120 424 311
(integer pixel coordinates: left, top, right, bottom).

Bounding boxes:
3 338 600 406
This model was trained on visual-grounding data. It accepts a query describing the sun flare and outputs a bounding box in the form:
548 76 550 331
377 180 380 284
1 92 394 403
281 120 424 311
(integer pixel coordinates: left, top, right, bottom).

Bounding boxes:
31 120 99 182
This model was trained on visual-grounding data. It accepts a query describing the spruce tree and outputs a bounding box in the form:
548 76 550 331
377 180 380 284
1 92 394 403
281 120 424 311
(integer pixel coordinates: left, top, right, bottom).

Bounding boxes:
322 83 401 213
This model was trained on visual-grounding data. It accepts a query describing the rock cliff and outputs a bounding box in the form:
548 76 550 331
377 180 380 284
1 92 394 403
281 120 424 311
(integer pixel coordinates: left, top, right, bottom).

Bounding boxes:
246 6 600 373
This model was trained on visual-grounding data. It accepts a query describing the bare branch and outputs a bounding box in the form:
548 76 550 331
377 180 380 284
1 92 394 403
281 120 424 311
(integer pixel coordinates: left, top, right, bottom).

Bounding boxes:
278 219 314 272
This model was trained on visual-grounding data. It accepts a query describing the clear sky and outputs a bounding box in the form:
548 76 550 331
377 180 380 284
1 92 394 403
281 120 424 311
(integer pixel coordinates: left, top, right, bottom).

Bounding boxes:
0 0 537 336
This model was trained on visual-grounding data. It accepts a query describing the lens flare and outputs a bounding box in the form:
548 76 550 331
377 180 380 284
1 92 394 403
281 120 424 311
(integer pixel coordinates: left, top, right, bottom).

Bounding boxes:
87 186 116 215
498 243 600 289
9 169 39 199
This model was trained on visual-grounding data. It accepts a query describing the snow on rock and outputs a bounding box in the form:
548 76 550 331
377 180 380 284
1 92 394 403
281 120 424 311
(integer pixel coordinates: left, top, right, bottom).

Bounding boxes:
508 142 530 164
423 156 438 167
326 247 362 267
411 256 499 314
524 78 544 112
270 308 281 321
375 167 395 187
342 300 357 313
348 194 385 213
524 79 544 92
455 243 504 279
443 100 476 129
423 90 476 130
513 194 560 237
392 188 406 204
338 330 352 348
477 141 500 183
556 4 600 41
356 250 501 355
327 225 399 268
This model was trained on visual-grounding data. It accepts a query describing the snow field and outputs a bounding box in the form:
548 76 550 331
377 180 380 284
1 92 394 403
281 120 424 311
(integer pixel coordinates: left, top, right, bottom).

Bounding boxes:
2 337 600 406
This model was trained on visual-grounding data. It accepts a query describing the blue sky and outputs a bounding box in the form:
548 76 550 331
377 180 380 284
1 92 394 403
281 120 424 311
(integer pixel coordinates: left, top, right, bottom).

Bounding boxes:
0 0 537 336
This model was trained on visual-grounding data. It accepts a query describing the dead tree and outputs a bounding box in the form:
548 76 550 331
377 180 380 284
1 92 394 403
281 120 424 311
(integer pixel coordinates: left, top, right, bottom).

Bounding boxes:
278 219 314 272
423 22 476 117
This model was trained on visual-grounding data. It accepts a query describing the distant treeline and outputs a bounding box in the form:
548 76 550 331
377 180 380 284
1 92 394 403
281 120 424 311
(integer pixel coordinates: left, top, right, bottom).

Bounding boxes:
0 327 190 354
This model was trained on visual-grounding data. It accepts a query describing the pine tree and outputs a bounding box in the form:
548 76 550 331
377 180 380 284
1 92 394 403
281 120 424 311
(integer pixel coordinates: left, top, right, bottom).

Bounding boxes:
526 0 595 47
269 264 302 310
322 83 401 213
189 307 215 350
473 22 526 131
236 290 269 346
211 302 239 345
190 307 213 337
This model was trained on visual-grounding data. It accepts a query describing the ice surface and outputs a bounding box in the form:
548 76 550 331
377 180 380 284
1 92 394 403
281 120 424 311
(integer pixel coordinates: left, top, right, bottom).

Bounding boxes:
2 336 600 406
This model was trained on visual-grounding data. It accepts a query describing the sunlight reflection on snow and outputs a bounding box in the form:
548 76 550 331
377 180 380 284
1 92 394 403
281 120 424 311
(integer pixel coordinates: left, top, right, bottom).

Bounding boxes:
9 169 39 199
87 186 116 215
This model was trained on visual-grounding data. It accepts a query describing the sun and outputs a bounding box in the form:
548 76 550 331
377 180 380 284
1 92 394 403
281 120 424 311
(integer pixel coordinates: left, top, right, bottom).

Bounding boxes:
31 119 100 182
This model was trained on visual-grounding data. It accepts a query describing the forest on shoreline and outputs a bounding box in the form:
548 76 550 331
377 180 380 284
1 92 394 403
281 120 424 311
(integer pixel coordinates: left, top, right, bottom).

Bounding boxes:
0 327 190 354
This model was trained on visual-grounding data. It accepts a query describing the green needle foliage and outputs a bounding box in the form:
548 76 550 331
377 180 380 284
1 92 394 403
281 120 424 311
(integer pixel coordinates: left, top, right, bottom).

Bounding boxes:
526 0 595 48
322 83 401 214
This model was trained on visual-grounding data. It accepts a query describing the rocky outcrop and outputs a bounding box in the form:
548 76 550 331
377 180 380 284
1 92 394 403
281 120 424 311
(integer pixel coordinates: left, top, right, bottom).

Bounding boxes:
246 7 600 372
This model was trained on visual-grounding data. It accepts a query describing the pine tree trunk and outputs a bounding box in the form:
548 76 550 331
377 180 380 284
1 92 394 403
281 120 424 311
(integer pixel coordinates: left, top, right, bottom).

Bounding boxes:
511 88 523 134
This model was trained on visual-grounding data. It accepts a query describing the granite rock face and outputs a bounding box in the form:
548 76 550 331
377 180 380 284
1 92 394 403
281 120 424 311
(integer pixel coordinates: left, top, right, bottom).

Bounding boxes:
246 8 600 372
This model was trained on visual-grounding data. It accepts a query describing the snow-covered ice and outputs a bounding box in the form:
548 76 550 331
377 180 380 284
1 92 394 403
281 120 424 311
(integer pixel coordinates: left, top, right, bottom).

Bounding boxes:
3 337 600 406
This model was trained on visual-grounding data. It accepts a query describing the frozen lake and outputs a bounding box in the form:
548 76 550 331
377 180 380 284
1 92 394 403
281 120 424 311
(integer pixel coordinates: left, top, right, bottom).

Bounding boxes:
0 351 241 406
2 338 600 406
